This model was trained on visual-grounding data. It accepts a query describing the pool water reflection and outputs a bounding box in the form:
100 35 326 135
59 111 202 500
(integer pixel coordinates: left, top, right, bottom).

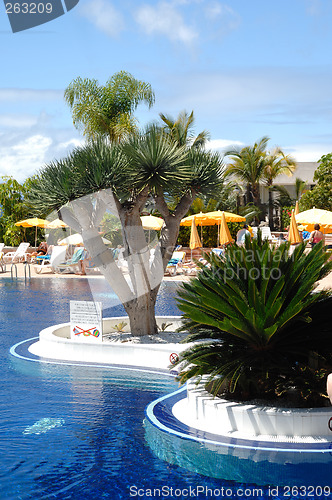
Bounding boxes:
1 277 331 499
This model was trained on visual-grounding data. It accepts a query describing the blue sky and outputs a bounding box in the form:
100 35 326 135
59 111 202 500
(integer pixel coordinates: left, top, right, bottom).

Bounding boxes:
1 0 332 181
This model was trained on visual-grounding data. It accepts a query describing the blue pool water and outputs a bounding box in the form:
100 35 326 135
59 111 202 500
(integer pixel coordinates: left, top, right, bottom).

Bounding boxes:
1 277 331 499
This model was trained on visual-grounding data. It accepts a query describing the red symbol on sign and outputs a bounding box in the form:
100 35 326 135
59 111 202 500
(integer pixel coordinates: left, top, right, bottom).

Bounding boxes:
169 352 179 365
328 417 332 432
73 326 100 337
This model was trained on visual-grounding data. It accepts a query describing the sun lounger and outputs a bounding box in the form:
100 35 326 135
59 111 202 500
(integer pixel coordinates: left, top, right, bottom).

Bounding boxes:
211 248 224 256
55 247 87 274
33 245 67 274
182 257 210 276
252 227 277 243
0 252 6 273
3 242 30 263
165 251 186 276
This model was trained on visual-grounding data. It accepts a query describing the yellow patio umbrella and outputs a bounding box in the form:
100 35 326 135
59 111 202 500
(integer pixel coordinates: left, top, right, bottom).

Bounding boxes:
205 211 245 245
189 217 202 259
180 211 245 226
219 211 234 246
203 210 246 223
15 217 50 248
294 201 299 215
180 211 245 246
295 207 332 233
288 210 302 245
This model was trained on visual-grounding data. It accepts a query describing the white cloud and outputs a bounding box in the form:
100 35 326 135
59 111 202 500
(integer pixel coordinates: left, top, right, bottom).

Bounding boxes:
284 144 330 163
204 2 241 31
55 138 83 152
0 89 62 101
0 115 38 128
0 135 52 181
79 0 125 37
305 0 323 16
136 2 198 45
157 67 332 121
0 132 82 183
206 138 243 152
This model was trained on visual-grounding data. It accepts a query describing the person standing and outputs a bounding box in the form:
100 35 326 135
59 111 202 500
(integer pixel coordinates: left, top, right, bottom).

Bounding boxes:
309 224 325 248
236 224 250 246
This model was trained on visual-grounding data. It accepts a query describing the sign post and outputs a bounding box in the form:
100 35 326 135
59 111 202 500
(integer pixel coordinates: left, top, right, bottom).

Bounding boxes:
70 300 103 343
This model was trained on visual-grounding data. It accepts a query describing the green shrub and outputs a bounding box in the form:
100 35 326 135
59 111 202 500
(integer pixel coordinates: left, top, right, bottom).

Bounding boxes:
176 236 332 407
280 205 294 230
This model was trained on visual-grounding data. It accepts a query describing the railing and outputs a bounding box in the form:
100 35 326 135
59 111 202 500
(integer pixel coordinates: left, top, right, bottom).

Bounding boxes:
10 260 31 280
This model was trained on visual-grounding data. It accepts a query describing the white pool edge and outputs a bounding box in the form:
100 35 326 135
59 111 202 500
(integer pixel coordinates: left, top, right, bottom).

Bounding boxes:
28 316 190 371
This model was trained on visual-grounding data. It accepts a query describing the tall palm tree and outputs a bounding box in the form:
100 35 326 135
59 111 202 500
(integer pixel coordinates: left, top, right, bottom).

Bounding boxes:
224 136 269 209
295 177 307 200
64 71 155 143
263 148 297 229
159 110 210 149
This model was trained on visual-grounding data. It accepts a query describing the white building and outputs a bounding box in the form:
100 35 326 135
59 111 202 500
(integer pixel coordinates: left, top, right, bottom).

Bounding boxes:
260 162 318 204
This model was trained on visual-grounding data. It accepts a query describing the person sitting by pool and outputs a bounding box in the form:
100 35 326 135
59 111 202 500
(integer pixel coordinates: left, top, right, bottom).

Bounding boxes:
309 224 325 248
301 229 310 242
236 224 250 246
30 241 48 260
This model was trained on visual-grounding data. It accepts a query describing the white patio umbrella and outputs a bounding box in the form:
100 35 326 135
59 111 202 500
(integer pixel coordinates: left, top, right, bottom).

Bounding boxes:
58 234 112 246
47 218 69 229
140 215 164 243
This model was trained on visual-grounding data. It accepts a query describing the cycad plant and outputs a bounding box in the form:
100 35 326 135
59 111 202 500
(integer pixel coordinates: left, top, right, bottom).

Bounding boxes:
176 236 332 407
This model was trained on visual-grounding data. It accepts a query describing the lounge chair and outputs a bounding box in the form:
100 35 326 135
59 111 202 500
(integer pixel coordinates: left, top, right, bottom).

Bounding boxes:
182 257 210 276
211 247 224 257
33 245 66 274
252 227 277 243
55 247 87 274
165 251 186 276
3 242 30 263
33 244 53 265
0 251 6 273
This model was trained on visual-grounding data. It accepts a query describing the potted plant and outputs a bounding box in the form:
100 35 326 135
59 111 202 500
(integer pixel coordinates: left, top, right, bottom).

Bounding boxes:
176 234 332 408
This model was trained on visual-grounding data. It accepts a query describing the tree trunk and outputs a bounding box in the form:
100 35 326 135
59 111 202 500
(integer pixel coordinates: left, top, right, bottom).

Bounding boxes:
252 183 261 208
60 188 194 337
268 188 274 230
123 290 159 336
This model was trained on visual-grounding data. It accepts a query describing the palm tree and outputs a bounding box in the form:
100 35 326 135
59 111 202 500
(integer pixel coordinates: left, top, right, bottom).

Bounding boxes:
64 71 155 142
263 148 297 230
295 177 307 200
224 136 269 210
176 237 332 407
159 110 210 149
28 127 224 336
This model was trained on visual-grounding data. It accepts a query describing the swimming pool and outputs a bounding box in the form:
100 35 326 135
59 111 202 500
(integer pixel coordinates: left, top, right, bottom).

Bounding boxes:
2 277 332 499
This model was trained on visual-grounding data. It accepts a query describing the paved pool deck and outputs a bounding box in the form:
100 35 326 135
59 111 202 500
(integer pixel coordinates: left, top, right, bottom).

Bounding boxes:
0 262 191 282
1 262 332 290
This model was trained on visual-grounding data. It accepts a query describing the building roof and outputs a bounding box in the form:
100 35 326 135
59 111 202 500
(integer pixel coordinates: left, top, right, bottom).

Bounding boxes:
274 162 318 186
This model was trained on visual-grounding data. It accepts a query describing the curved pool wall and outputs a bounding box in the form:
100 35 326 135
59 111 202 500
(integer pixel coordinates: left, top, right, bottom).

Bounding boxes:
145 386 332 487
180 378 332 439
28 316 188 371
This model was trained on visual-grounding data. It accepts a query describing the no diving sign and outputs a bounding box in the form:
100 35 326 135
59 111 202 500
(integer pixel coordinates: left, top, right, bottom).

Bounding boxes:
169 352 179 365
